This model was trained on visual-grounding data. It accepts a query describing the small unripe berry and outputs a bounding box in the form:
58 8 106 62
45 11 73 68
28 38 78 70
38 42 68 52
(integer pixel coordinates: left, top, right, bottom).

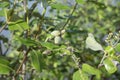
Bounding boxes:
51 30 60 36
61 29 65 34
54 36 62 44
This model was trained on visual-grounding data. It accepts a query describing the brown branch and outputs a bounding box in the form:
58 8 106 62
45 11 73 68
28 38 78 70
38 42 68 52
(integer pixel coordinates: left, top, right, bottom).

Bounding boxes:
13 48 31 78
13 1 38 79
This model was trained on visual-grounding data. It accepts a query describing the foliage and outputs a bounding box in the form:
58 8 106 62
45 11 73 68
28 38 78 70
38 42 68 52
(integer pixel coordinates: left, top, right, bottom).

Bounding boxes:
0 0 120 80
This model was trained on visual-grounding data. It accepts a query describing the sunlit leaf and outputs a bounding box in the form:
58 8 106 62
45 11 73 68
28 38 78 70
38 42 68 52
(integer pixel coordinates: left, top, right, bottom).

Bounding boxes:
86 33 103 51
103 58 117 74
50 3 70 10
40 42 59 50
115 43 120 52
73 70 88 80
0 64 13 74
0 10 5 16
17 37 38 46
0 56 13 74
76 0 84 4
82 63 101 79
105 46 115 56
0 56 9 65
8 20 29 32
0 2 9 8
30 50 44 72
18 21 30 30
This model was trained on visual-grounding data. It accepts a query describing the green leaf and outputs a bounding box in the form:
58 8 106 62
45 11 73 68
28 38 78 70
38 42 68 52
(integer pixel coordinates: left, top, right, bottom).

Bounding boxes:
103 58 117 74
50 3 70 10
115 43 120 52
18 21 30 30
0 56 13 74
40 42 59 50
30 50 44 72
8 20 29 32
76 0 84 4
0 64 13 74
0 2 9 8
82 63 101 79
0 10 5 16
105 46 115 56
8 24 23 32
0 56 9 65
73 70 88 80
17 37 38 46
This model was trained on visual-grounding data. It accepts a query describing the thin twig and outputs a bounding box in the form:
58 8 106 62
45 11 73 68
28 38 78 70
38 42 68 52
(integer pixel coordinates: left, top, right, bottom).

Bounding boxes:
71 51 85 80
98 51 107 68
0 41 3 55
61 3 78 30
0 23 8 33
14 48 31 78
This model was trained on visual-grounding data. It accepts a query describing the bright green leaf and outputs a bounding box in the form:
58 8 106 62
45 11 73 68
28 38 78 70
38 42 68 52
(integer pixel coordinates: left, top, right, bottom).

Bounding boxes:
0 2 9 8
0 56 9 65
18 21 30 30
50 3 70 10
0 64 13 74
30 51 41 71
40 42 59 50
30 50 44 72
115 43 120 52
0 10 5 16
8 20 29 32
82 63 101 79
105 46 115 56
103 58 117 74
17 37 38 46
73 70 88 80
76 0 84 4
0 56 13 74
8 24 23 32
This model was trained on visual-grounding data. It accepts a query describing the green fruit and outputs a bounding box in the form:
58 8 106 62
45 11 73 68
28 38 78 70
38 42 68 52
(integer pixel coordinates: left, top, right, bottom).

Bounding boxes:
61 29 65 34
54 36 62 44
51 30 60 36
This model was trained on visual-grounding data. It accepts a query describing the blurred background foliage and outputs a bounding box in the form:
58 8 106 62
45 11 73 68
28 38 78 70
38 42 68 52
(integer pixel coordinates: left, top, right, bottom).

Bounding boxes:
0 0 120 80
